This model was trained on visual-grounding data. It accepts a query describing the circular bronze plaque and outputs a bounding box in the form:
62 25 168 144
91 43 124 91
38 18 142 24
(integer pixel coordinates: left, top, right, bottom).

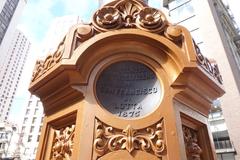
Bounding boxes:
96 61 162 119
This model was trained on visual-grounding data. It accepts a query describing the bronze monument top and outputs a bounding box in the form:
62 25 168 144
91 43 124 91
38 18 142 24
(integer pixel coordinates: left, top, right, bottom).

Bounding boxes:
30 1 224 159
30 0 222 87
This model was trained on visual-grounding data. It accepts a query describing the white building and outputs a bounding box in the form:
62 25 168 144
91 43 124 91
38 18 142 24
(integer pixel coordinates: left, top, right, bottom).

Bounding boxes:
0 29 30 121
0 120 19 159
0 0 27 69
19 95 43 160
209 101 236 160
19 15 82 160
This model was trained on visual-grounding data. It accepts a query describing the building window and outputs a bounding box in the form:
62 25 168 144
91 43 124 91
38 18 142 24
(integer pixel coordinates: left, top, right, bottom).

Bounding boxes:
22 126 25 132
37 135 40 142
36 100 41 106
39 126 42 132
34 108 38 115
28 101 32 106
28 135 32 142
32 117 36 124
26 109 30 115
30 126 34 133
23 117 28 124
41 117 44 123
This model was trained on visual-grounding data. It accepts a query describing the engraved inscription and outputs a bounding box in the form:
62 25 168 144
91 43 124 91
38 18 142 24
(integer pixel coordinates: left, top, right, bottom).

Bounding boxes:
96 61 161 119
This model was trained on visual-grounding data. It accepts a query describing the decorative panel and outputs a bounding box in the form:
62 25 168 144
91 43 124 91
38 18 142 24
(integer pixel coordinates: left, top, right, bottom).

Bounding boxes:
182 125 202 160
50 124 75 160
93 118 166 159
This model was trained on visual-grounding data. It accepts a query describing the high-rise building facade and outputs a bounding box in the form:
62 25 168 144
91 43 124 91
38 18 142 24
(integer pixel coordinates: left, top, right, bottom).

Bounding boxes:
0 0 27 68
0 29 30 120
19 95 43 160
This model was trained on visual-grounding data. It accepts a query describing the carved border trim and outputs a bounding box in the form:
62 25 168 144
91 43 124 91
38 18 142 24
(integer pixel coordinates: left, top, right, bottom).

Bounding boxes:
93 118 166 158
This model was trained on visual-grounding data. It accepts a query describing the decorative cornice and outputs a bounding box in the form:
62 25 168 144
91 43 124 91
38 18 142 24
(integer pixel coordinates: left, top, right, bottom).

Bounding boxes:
51 125 75 160
194 41 223 84
93 118 166 158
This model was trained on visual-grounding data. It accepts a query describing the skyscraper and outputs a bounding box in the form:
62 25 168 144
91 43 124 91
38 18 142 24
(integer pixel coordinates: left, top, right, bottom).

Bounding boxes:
0 0 27 68
19 95 43 160
0 29 30 120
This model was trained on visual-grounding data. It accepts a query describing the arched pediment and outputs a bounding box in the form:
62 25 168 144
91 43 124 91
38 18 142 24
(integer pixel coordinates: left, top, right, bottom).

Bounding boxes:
71 28 191 85
29 0 224 116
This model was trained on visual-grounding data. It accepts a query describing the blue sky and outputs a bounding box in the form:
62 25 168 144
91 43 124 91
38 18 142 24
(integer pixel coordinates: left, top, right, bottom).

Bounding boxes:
9 0 240 125
18 0 99 44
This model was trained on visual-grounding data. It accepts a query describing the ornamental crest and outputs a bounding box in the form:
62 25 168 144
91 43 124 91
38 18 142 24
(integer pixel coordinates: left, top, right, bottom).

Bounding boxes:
92 0 167 33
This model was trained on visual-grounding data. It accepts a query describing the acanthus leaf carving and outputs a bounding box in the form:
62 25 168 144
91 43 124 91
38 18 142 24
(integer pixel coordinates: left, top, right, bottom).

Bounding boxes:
31 37 65 82
51 125 75 160
118 1 139 27
182 125 202 160
93 118 166 158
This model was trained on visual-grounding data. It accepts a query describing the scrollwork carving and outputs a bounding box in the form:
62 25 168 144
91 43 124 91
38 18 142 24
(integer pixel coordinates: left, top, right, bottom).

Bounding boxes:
31 37 65 82
93 118 166 158
51 125 75 160
182 125 202 160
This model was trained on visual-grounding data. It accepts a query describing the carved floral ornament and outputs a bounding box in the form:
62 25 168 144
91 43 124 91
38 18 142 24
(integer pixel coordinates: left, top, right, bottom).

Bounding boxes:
93 118 166 158
182 125 202 160
92 0 167 32
51 125 75 160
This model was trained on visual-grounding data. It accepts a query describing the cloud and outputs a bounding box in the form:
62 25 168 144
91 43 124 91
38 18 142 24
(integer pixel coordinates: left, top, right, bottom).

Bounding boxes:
17 0 99 45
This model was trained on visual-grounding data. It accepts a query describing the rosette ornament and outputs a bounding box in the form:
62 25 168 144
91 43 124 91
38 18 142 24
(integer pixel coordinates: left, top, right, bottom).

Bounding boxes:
93 6 121 32
137 8 165 32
